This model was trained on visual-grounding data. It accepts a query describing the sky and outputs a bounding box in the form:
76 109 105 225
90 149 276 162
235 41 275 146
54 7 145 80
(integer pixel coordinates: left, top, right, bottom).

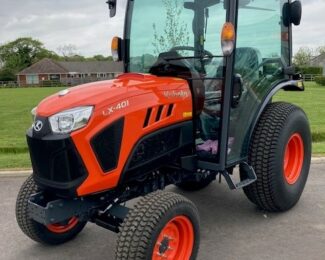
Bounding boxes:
0 0 324 57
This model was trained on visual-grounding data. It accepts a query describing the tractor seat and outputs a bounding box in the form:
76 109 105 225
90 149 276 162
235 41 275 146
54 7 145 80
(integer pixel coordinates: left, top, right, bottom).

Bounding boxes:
214 47 262 80
234 47 262 80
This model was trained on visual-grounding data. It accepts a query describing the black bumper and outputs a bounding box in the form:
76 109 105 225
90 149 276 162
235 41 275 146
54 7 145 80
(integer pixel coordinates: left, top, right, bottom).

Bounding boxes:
27 128 88 197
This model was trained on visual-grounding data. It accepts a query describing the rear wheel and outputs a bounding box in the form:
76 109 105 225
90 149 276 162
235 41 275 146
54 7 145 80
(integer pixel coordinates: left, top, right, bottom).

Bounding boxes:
16 176 87 245
241 102 311 212
116 191 200 260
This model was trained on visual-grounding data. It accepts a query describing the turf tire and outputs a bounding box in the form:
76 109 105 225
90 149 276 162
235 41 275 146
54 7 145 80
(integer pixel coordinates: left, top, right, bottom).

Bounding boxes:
241 102 311 212
16 175 87 245
116 191 200 260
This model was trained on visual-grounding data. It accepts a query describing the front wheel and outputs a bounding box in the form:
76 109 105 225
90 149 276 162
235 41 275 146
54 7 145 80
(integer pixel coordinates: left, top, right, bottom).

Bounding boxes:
241 102 312 212
16 176 87 245
116 191 200 260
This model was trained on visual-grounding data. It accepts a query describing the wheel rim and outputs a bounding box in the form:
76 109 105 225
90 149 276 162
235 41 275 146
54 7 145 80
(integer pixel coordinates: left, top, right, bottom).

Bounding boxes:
47 217 79 234
152 216 194 260
283 133 304 185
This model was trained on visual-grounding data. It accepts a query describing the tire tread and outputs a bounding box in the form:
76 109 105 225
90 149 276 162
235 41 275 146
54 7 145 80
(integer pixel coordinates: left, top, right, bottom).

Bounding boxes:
243 102 302 211
16 175 87 245
116 191 199 260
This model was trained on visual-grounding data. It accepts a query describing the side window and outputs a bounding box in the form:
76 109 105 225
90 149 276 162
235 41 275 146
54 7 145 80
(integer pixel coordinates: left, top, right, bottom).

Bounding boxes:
227 0 289 164
235 0 289 81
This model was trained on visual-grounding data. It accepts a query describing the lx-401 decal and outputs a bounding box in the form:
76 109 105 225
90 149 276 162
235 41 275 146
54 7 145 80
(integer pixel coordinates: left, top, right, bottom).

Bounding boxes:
103 100 130 116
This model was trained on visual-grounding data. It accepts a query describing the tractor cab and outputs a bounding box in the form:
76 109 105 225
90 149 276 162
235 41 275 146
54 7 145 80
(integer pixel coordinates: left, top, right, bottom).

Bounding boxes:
109 0 303 171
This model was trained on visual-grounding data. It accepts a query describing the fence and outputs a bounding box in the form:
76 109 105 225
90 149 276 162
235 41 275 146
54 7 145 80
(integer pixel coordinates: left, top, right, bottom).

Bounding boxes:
35 77 114 87
0 81 18 88
59 77 113 87
302 74 322 82
1 74 322 88
0 76 116 88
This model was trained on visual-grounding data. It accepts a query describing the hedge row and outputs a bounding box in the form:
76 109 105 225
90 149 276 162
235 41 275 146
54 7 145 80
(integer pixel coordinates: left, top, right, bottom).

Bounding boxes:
296 66 323 75
315 76 325 86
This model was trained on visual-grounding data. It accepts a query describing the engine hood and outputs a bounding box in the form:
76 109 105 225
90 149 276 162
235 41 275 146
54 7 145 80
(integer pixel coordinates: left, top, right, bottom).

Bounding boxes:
37 73 188 117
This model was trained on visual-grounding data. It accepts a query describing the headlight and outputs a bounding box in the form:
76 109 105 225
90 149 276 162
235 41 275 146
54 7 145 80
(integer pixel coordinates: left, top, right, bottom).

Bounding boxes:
49 106 93 134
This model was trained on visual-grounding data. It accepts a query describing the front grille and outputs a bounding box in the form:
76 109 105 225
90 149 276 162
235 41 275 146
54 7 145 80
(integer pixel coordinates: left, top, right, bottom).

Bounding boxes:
143 104 175 128
27 132 87 191
91 118 124 173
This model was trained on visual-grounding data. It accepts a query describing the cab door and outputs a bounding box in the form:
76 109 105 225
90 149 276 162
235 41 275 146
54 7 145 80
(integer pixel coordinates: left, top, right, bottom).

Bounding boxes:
227 0 290 165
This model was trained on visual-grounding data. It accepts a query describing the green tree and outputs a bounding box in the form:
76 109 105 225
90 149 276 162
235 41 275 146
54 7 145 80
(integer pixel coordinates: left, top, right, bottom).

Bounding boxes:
0 67 16 81
293 47 313 67
316 46 325 56
87 55 113 61
0 37 58 80
62 54 86 62
152 0 190 55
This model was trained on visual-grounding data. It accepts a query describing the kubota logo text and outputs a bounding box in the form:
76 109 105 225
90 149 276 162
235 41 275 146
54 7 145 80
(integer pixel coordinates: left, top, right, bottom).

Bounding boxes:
163 90 189 99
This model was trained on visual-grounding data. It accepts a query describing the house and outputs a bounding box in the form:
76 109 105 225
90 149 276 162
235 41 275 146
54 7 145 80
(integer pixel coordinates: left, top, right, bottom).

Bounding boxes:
17 58 124 86
310 53 325 76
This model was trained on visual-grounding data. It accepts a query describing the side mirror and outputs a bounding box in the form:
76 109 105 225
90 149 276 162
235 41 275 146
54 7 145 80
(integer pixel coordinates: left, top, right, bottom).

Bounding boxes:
107 0 117 18
291 1 302 26
283 1 302 27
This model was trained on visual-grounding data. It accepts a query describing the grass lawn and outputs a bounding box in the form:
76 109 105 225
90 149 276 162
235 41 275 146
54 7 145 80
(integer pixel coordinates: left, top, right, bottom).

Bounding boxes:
274 82 325 141
0 87 64 169
274 82 325 156
0 153 31 169
0 87 65 149
313 142 325 155
0 82 324 169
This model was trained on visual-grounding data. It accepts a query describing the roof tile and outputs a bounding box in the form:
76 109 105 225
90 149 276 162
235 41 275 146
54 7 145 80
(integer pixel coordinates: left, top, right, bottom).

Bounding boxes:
17 58 124 75
18 58 67 74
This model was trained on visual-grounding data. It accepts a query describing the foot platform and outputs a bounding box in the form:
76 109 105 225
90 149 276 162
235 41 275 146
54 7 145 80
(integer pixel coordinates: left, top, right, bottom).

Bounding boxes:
221 163 257 190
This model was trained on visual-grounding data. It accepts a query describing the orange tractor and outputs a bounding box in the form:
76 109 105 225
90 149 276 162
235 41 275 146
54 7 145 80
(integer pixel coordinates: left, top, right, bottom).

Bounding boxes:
16 0 310 259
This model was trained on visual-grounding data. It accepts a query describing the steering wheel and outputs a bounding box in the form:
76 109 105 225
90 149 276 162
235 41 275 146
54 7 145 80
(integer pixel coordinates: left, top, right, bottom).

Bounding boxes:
169 46 214 64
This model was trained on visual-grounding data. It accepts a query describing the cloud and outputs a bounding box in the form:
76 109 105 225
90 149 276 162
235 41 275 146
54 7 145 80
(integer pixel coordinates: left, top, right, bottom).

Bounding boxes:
293 0 325 52
0 0 324 56
0 0 127 57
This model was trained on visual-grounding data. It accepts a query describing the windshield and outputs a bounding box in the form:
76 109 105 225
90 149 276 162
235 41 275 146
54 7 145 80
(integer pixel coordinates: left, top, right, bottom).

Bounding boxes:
126 0 227 75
